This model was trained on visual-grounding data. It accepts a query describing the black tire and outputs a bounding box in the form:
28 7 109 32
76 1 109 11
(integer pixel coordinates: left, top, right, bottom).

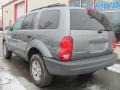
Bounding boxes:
30 54 52 87
3 42 12 59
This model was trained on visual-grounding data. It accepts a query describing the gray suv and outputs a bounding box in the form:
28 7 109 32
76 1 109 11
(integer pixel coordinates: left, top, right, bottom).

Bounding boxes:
3 4 117 87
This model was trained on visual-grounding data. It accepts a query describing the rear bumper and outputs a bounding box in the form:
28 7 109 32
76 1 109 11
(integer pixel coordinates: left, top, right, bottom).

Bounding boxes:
43 54 117 76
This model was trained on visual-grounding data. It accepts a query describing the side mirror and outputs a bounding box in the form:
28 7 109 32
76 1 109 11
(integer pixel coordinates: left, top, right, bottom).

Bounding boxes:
5 26 12 31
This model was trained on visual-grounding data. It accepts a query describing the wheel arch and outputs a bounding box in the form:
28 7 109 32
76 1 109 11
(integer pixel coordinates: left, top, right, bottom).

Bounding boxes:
27 47 41 61
26 39 52 61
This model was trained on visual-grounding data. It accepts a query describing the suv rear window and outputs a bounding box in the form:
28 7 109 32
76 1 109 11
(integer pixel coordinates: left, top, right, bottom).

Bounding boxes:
70 9 111 30
38 10 60 29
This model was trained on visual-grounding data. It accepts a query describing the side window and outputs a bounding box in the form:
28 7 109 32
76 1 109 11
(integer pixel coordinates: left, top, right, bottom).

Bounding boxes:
21 13 37 30
38 10 60 29
12 16 24 30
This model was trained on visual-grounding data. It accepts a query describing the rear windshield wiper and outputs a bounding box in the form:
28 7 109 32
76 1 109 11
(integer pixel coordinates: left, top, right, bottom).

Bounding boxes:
104 29 112 31
99 29 112 31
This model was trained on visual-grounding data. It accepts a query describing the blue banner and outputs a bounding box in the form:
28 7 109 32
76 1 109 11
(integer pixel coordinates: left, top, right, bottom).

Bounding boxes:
95 2 120 10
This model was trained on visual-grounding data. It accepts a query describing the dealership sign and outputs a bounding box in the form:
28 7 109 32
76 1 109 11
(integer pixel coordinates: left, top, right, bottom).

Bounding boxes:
95 2 120 10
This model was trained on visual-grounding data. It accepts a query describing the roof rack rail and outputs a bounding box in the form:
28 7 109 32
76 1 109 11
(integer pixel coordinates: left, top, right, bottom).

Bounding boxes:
31 3 66 12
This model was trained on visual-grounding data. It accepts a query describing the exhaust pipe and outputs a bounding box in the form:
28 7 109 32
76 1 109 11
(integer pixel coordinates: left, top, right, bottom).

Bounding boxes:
104 68 108 70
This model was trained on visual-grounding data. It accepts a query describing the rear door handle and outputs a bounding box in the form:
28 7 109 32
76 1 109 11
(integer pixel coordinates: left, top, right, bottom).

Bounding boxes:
26 35 32 38
12 34 16 38
13 34 16 36
98 30 103 34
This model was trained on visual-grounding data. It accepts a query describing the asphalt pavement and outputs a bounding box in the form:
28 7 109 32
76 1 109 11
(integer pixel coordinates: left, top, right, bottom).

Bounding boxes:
0 32 120 90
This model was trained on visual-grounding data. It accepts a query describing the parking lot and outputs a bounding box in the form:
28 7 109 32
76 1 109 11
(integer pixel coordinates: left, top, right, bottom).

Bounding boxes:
0 33 120 90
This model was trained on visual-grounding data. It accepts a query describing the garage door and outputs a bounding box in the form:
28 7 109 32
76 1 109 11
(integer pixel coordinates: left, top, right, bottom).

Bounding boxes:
16 1 25 19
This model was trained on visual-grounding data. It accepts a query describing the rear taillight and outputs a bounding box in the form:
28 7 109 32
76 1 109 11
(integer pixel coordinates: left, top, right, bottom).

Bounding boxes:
113 37 117 49
59 36 73 61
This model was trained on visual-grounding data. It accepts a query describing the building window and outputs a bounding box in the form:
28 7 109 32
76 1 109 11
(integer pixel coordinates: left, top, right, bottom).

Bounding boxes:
70 0 81 7
81 0 93 8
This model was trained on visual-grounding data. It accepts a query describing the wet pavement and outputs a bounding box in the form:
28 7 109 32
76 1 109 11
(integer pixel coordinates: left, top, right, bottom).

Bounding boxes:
0 33 120 90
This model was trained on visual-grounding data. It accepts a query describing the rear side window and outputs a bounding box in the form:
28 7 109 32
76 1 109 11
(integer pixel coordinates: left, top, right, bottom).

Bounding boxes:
70 9 111 30
38 10 60 29
21 13 36 30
